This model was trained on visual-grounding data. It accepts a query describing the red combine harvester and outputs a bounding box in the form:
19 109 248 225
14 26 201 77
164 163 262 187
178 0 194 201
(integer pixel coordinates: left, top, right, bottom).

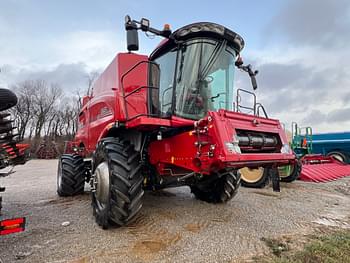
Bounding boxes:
0 88 28 235
58 16 297 228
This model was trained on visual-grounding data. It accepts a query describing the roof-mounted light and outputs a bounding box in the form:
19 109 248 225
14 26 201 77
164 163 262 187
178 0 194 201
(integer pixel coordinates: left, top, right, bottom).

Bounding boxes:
140 18 150 31
163 24 171 31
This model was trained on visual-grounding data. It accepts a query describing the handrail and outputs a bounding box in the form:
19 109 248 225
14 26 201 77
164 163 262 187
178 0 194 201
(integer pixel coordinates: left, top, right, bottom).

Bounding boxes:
234 88 270 119
123 85 158 99
120 60 158 84
236 88 257 115
256 103 268 118
121 60 160 121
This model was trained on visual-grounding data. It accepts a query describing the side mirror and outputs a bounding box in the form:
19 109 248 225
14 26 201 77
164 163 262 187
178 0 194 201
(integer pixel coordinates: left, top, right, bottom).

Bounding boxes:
250 72 258 90
125 16 139 51
235 58 259 90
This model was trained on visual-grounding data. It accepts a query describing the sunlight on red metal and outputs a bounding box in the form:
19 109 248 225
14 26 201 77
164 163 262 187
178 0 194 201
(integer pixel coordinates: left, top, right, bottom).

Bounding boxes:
300 162 350 182
0 217 26 235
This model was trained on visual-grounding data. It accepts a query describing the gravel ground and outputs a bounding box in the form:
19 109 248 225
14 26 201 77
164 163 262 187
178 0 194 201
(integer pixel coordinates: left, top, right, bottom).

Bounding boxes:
1 159 350 263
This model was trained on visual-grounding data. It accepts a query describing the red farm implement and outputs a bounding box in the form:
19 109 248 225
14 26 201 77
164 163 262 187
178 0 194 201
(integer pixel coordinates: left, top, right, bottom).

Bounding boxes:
291 123 350 182
0 88 28 233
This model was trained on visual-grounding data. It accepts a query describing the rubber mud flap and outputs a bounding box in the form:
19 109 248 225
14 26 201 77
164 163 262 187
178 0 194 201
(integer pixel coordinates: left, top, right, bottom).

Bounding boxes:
270 168 280 192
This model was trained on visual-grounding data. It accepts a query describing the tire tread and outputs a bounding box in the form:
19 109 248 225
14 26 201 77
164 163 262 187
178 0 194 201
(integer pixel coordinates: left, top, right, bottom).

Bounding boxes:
92 137 144 228
57 154 85 196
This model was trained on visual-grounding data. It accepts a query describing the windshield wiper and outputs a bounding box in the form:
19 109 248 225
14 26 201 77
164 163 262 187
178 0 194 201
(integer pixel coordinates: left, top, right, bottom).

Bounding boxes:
177 40 224 84
199 40 226 79
176 45 186 83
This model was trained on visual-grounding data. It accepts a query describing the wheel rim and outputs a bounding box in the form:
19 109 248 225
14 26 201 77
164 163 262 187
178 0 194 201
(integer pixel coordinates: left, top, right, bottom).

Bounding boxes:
93 162 110 210
278 165 294 178
329 153 344 163
240 167 265 183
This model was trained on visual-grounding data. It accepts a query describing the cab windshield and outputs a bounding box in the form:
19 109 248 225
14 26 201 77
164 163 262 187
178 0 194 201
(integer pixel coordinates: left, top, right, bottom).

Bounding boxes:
153 38 237 120
175 38 236 119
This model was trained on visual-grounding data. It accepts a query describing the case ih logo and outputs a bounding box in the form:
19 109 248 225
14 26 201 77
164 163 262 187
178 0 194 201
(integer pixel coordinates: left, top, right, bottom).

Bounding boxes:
90 107 112 122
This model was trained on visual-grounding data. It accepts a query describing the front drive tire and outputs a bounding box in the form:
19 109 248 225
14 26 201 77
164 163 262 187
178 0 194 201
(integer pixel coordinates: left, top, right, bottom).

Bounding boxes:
278 160 302 182
91 138 144 228
190 169 241 203
57 154 86 196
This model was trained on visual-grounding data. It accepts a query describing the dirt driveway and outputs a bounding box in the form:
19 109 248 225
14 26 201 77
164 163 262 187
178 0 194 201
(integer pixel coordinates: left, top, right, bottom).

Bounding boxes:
1 159 350 263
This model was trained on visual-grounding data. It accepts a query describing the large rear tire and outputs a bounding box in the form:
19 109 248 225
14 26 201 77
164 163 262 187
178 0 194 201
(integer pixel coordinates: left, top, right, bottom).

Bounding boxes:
57 154 86 196
190 169 240 203
278 161 302 182
91 137 144 228
240 167 270 188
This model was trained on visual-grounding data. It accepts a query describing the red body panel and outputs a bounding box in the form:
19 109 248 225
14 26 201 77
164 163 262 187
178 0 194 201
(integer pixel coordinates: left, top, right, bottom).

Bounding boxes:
149 110 295 176
74 53 149 152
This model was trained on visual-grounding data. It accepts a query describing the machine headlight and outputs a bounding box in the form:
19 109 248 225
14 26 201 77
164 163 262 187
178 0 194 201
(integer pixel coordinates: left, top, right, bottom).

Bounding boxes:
281 144 291 154
225 142 241 154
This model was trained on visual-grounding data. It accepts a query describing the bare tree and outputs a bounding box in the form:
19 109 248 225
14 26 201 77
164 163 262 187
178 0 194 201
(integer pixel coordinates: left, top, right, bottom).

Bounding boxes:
76 71 99 109
86 71 99 96
10 81 36 140
9 76 91 148
31 80 62 138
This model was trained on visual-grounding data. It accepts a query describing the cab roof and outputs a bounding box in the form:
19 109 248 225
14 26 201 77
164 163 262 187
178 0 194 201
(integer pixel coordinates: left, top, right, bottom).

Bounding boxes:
149 22 245 60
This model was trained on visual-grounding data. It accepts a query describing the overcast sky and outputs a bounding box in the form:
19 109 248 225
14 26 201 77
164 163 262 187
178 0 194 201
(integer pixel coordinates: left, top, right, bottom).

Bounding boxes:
0 0 349 133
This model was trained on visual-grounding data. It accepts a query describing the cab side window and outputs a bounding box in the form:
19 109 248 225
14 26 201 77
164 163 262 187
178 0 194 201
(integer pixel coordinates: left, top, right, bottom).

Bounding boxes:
153 48 177 117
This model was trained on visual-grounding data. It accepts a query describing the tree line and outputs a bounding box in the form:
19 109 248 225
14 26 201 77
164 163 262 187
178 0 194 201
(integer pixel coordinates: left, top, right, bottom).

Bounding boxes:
10 80 79 142
8 72 99 152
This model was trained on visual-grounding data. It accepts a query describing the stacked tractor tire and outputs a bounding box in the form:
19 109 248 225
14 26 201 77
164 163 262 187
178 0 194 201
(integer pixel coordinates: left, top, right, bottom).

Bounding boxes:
0 89 18 169
0 88 27 213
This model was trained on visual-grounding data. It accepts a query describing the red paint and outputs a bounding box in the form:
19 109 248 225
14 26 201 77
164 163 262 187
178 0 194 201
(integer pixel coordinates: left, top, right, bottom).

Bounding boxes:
299 155 350 182
74 53 149 152
0 217 26 235
1 143 29 158
68 51 296 177
149 111 295 176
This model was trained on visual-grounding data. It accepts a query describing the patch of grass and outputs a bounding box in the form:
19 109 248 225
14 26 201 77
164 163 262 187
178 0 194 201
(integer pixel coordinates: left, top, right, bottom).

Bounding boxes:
261 237 290 257
264 230 350 263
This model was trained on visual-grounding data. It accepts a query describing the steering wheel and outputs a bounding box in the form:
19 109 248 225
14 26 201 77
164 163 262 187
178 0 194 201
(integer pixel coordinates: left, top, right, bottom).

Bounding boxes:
185 92 204 115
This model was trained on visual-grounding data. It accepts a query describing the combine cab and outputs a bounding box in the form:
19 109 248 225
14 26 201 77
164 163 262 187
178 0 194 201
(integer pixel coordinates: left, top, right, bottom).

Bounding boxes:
57 16 297 228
